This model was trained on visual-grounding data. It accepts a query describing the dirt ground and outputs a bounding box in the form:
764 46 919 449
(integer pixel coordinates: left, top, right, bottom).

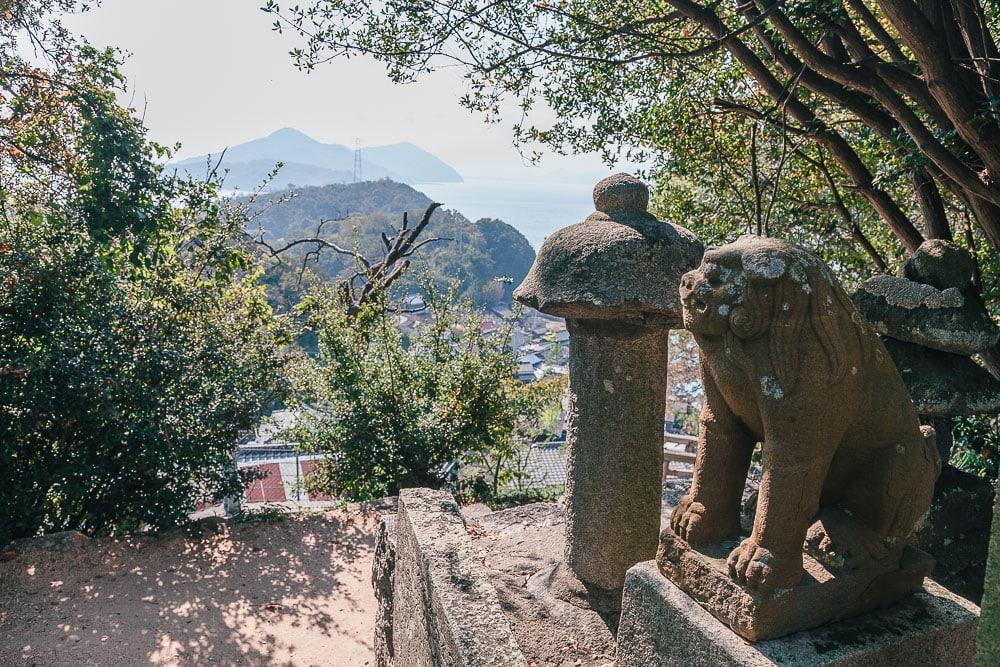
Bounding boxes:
0 508 383 666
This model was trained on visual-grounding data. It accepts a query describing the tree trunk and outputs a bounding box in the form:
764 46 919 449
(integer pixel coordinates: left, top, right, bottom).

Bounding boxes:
911 168 951 241
950 0 1000 101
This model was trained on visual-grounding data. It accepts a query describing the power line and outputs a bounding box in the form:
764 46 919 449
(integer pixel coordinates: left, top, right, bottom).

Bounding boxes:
353 138 362 182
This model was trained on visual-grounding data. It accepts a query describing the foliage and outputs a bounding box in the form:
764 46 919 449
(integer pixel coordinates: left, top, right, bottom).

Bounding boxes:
0 211 290 543
2 2 184 258
467 375 567 498
951 414 1000 482
0 1 290 542
666 330 701 418
264 0 1000 297
457 484 565 511
289 286 555 500
267 0 1000 485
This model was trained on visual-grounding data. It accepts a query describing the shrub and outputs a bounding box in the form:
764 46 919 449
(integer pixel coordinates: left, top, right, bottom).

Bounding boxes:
0 214 289 543
290 286 555 500
951 414 1000 482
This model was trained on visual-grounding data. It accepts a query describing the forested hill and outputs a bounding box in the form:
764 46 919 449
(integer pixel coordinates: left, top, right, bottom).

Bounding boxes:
250 180 535 307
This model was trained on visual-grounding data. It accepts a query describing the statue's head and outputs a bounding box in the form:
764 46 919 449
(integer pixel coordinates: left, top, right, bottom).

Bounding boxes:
679 251 747 338
680 236 865 391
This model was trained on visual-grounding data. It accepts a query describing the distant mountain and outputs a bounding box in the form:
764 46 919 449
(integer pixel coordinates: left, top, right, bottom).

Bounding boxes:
169 128 463 191
172 159 355 191
248 180 533 309
362 142 463 183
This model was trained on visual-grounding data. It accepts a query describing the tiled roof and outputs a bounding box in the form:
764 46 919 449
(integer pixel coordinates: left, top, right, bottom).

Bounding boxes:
508 442 567 490
236 445 297 465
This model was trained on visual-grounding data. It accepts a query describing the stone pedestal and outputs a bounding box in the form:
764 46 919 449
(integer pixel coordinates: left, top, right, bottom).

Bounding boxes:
656 522 935 641
617 561 980 667
977 487 1000 661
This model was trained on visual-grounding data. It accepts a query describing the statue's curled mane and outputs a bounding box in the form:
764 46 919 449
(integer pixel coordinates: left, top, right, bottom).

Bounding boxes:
722 247 868 394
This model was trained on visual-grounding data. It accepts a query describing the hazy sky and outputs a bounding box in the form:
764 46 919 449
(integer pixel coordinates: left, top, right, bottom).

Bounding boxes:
65 0 614 180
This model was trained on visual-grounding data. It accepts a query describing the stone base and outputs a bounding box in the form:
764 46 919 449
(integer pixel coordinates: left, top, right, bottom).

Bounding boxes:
528 561 624 615
617 561 980 666
656 523 935 641
390 489 526 666
473 502 618 666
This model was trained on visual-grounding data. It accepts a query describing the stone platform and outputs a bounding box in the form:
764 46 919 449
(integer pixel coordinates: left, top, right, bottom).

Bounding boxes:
374 493 617 667
617 560 980 666
382 489 526 666
472 501 618 666
657 522 936 641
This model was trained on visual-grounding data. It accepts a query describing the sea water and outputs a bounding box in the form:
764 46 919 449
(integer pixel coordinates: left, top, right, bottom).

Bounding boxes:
417 178 596 250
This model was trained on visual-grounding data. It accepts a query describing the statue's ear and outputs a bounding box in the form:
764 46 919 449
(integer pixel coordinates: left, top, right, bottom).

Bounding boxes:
807 265 853 383
728 278 771 340
768 275 809 394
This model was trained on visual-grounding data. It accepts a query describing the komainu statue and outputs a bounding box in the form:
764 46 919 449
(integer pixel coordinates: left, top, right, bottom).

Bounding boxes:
658 235 941 641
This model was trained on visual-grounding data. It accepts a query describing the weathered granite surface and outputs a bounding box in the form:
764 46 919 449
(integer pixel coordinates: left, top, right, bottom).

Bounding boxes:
657 522 935 642
731 466 993 606
853 275 1000 355
513 173 703 602
560 319 669 595
391 488 525 666
513 173 702 325
884 338 1000 417
917 466 995 605
471 502 617 667
373 515 396 667
672 237 939 638
617 561 980 667
901 239 977 292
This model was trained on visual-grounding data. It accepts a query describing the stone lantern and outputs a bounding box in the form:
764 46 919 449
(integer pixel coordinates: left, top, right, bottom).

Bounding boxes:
852 239 1000 460
513 173 703 609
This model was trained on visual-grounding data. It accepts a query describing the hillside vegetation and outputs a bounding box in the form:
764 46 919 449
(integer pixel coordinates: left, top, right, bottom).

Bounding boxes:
252 180 535 307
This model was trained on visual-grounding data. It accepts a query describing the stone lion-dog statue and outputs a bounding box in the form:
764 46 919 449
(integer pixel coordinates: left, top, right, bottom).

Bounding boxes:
670 236 940 594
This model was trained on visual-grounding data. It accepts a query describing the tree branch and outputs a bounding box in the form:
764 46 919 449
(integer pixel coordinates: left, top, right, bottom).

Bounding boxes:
669 0 924 250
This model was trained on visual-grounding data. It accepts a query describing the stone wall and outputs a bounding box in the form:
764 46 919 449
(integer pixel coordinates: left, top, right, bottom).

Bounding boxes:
372 515 396 667
377 488 525 666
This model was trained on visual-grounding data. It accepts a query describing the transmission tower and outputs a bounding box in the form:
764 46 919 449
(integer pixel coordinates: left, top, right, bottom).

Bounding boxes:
353 138 363 182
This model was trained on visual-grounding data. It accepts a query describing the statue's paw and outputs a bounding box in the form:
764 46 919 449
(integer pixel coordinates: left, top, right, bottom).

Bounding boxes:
670 496 738 545
669 495 695 534
670 498 716 544
726 538 802 593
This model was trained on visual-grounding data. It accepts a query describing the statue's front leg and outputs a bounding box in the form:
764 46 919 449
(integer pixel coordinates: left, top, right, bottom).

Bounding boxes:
727 440 834 593
671 372 754 545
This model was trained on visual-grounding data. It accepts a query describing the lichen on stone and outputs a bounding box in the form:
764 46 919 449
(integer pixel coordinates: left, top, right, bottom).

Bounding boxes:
759 376 784 400
741 252 786 280
860 275 964 310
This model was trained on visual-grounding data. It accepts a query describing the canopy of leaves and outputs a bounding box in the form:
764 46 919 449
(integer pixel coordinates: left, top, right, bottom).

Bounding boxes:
0 215 289 542
264 0 1000 298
